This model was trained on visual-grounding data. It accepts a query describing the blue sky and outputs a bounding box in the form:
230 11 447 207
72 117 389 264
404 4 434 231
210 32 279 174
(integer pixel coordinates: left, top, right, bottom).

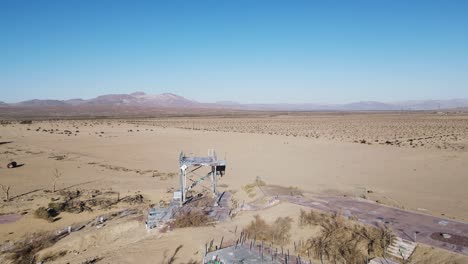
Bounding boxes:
1 0 467 104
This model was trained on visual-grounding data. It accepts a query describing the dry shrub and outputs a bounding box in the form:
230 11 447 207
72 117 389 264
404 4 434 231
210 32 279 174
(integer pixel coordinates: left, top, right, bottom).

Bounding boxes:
117 194 144 205
48 201 65 212
34 207 58 222
299 209 328 227
59 189 81 200
187 195 215 208
82 198 112 210
242 178 266 198
46 190 143 217
244 215 292 246
160 245 183 264
287 186 303 196
242 184 257 197
173 210 213 228
48 199 92 214
355 224 394 257
166 172 177 178
5 231 65 264
298 210 394 264
40 250 67 262
81 256 103 263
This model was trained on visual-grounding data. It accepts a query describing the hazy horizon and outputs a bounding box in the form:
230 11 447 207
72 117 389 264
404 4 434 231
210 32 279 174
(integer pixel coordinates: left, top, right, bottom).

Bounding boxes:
2 1 468 104
3 90 468 106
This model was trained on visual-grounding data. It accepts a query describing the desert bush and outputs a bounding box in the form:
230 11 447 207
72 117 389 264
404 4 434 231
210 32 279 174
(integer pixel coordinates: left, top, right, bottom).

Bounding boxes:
298 210 394 264
34 207 58 222
173 210 213 228
187 195 215 208
355 224 394 257
81 256 104 264
0 184 11 201
5 231 64 264
299 209 328 227
51 168 62 192
47 199 91 214
48 201 65 212
271 216 293 245
40 250 67 262
119 194 144 205
287 186 303 196
244 215 292 246
244 215 269 239
242 177 267 198
167 172 177 178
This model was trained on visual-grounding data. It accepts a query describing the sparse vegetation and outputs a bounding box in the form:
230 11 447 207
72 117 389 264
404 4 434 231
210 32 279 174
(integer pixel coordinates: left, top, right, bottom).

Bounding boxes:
160 245 184 264
0 183 11 201
242 177 266 198
52 168 62 192
80 256 104 264
287 186 303 196
244 215 292 246
143 115 468 151
4 231 66 264
173 210 213 228
33 190 144 222
299 209 328 227
298 210 394 264
34 206 58 222
40 250 68 262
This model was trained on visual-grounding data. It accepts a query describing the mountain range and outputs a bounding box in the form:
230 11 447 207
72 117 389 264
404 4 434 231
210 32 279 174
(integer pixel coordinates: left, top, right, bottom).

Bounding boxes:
2 92 468 112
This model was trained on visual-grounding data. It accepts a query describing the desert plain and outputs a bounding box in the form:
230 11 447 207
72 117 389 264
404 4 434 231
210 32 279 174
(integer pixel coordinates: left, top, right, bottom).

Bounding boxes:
1 111 468 263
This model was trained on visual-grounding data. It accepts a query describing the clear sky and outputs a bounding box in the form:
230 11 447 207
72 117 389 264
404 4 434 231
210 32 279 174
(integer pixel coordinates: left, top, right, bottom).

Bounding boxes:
1 0 467 104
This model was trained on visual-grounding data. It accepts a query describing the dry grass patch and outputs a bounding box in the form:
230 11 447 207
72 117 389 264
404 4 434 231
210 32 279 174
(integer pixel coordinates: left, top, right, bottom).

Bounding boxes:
298 209 394 264
4 231 66 264
40 250 67 262
244 215 292 246
287 186 303 196
34 207 58 222
173 210 213 228
242 178 266 198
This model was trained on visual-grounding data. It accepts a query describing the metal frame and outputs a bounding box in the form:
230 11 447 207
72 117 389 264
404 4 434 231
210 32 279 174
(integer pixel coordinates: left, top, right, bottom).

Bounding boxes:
178 149 226 206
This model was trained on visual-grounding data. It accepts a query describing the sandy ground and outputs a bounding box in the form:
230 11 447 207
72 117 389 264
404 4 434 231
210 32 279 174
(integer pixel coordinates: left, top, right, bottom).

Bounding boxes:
1 115 468 263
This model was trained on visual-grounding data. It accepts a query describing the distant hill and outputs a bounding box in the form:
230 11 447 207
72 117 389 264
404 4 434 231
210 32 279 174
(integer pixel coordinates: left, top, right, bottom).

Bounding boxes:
15 99 68 107
10 92 199 108
3 92 468 117
338 101 399 111
65 98 87 105
224 99 468 111
395 99 468 111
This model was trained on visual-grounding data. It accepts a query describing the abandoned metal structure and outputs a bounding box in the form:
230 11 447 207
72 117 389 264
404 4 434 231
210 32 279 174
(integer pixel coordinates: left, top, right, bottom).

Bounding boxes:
146 150 226 229
176 149 226 206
